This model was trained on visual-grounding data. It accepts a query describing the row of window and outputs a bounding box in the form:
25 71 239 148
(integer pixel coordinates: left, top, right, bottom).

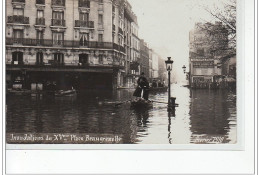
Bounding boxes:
14 8 103 24
13 29 104 43
11 52 104 65
15 0 104 6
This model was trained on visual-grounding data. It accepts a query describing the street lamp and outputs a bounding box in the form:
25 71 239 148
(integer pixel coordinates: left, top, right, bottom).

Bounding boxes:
182 65 186 74
182 65 190 85
165 57 173 106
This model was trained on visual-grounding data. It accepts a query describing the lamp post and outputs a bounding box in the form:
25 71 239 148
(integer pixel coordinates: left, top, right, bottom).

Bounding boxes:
182 65 186 74
165 57 173 106
182 65 191 86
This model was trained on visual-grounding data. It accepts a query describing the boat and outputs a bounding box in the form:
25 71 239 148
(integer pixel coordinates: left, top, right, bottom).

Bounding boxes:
55 89 77 97
130 98 153 109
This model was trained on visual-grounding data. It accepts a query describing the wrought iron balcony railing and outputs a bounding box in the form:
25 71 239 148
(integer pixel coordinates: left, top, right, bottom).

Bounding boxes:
36 0 45 4
75 20 94 28
113 24 115 32
52 0 65 6
6 38 126 53
112 5 115 13
12 0 25 3
7 16 29 24
51 19 66 26
36 18 45 25
118 27 123 35
78 0 90 8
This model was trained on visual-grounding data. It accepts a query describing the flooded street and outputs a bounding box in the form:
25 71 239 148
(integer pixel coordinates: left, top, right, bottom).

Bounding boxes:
6 84 236 144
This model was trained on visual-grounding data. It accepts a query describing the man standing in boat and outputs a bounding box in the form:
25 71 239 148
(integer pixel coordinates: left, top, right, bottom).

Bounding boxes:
133 72 150 100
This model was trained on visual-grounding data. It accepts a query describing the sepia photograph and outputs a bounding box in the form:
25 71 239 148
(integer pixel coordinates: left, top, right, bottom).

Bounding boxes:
5 0 237 145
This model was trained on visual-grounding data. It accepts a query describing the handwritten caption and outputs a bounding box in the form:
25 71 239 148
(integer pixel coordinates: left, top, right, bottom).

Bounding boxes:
7 133 123 144
192 135 228 144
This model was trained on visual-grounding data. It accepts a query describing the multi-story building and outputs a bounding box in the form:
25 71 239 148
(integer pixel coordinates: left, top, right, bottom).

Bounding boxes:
148 48 152 80
127 16 140 87
139 39 149 78
149 49 159 79
123 0 139 87
189 22 229 88
6 0 130 90
158 56 166 81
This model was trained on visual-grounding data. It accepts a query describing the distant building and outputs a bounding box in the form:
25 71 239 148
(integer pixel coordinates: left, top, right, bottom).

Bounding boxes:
150 49 159 79
139 39 149 78
189 22 229 88
158 56 166 81
148 48 153 80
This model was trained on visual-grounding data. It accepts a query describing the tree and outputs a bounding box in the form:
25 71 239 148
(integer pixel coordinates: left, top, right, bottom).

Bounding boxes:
204 0 236 48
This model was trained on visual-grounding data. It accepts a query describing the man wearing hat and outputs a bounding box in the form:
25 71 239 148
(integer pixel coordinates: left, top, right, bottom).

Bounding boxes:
133 72 149 100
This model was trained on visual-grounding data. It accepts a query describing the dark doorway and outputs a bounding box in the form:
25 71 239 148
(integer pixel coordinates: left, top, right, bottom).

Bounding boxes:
36 52 44 65
12 52 23 65
53 53 64 65
79 54 89 66
79 73 113 90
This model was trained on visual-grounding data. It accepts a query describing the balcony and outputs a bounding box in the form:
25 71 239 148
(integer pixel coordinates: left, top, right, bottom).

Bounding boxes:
112 24 115 32
130 61 139 71
7 16 29 24
113 43 125 53
52 0 65 6
6 37 126 53
36 0 45 4
78 0 90 8
36 18 45 25
51 19 66 26
75 20 94 28
112 5 115 13
118 27 123 35
12 0 25 2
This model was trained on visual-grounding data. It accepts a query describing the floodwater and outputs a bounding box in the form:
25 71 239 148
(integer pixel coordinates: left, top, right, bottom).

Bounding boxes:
6 84 237 144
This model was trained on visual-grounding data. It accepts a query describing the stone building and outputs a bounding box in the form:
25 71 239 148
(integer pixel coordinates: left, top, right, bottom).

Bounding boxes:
148 49 159 80
123 0 139 87
139 39 149 78
5 0 139 90
148 48 152 80
189 22 229 88
158 56 166 81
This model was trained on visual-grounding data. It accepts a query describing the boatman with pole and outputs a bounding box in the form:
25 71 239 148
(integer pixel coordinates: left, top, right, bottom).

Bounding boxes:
133 72 149 100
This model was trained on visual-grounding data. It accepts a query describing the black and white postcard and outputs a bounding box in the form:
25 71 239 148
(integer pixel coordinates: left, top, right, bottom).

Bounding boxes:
3 0 257 174
5 0 241 146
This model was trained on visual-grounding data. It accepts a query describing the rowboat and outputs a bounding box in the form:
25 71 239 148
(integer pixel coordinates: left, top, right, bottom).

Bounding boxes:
130 98 153 109
55 89 76 97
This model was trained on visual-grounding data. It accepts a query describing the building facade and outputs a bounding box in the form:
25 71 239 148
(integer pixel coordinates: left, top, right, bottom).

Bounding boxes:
139 39 149 78
158 56 166 81
5 0 138 90
123 0 139 87
150 49 159 79
189 22 229 88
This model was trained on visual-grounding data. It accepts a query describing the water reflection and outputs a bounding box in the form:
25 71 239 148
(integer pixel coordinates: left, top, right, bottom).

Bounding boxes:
6 84 237 144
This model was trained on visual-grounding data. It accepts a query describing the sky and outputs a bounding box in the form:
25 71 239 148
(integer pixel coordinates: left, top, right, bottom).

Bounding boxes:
127 0 227 82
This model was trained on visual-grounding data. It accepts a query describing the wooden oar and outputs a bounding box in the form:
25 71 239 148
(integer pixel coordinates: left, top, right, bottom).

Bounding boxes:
151 100 179 107
114 100 132 107
151 100 168 104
